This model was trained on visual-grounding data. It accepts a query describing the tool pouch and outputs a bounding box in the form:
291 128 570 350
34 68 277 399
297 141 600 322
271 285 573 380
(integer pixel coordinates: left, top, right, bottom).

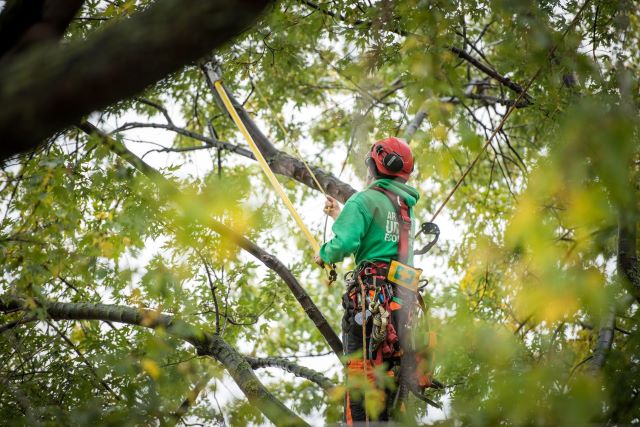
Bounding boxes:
386 260 422 292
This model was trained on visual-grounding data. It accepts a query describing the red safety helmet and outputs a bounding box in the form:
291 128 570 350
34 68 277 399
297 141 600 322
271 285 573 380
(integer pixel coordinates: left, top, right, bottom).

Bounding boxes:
366 137 414 181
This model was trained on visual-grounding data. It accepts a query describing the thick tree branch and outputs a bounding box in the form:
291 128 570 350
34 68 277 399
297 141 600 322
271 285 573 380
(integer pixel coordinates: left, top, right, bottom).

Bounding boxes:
617 213 640 303
202 63 357 204
78 121 344 358
0 295 308 426
0 0 85 60
404 110 427 142
0 0 271 161
246 356 335 390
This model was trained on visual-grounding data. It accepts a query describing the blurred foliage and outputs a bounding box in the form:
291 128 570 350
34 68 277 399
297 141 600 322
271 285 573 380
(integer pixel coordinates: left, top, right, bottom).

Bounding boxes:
1 0 640 425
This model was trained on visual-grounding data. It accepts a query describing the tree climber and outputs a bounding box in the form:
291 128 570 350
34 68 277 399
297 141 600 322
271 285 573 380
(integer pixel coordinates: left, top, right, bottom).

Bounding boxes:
315 137 424 424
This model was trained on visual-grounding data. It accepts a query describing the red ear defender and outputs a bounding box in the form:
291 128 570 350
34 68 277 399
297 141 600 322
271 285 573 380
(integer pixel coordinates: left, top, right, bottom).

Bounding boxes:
369 137 414 181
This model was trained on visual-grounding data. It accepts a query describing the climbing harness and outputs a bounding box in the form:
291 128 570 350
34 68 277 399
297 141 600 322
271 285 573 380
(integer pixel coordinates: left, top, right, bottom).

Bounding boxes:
205 63 337 285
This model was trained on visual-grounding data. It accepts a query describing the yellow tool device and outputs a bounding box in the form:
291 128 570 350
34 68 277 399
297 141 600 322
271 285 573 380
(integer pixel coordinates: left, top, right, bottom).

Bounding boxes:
205 64 336 283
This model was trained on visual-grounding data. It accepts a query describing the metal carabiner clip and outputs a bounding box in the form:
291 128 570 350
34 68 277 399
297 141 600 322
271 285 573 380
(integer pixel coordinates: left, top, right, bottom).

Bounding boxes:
414 222 440 255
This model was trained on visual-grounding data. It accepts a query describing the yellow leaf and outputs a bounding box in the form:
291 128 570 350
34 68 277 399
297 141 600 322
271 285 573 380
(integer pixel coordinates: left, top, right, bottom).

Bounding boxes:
364 388 386 420
95 212 109 221
141 358 160 380
98 240 114 258
433 123 448 142
70 326 85 343
328 385 346 402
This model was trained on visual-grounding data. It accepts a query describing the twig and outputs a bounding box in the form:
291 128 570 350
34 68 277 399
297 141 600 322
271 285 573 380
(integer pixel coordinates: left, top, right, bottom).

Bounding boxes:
46 320 122 401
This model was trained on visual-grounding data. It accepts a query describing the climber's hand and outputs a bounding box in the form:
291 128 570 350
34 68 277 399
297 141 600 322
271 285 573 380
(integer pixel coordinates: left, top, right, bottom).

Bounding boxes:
323 195 341 220
314 253 325 267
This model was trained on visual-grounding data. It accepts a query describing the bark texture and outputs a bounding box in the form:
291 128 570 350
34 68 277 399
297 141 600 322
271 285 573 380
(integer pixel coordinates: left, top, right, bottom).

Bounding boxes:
0 0 271 161
590 213 639 371
0 0 85 60
78 122 343 357
0 296 307 426
246 356 335 390
617 213 640 303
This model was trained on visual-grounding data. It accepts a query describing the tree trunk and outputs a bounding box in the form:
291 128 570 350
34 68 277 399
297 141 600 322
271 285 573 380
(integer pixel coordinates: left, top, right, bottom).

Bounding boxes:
590 212 639 372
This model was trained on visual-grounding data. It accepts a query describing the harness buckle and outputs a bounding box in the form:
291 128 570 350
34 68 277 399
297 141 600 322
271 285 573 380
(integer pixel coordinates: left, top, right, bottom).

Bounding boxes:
363 267 376 276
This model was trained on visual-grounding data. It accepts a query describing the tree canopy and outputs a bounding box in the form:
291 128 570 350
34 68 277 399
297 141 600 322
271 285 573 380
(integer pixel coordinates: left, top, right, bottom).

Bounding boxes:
1 0 639 425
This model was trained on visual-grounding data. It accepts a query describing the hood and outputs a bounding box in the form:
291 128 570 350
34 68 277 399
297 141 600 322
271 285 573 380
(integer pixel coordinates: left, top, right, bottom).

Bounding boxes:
369 178 420 207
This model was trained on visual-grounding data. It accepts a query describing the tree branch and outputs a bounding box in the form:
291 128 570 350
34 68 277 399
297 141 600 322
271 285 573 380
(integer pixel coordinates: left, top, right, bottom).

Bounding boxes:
449 46 529 98
617 212 640 303
0 295 308 426
246 356 335 390
111 121 255 159
0 0 271 161
202 62 358 204
403 109 427 142
298 0 528 98
77 121 344 358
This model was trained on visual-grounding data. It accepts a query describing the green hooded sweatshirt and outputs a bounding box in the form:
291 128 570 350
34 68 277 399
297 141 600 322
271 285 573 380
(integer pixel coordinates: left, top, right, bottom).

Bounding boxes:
319 178 420 266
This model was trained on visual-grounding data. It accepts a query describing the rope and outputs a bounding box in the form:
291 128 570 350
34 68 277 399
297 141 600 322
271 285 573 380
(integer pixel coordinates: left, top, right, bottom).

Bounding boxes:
429 0 592 223
357 275 370 426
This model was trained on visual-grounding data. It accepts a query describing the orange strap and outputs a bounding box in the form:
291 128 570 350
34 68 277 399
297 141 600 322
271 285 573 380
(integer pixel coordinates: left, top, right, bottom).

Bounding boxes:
345 393 352 426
